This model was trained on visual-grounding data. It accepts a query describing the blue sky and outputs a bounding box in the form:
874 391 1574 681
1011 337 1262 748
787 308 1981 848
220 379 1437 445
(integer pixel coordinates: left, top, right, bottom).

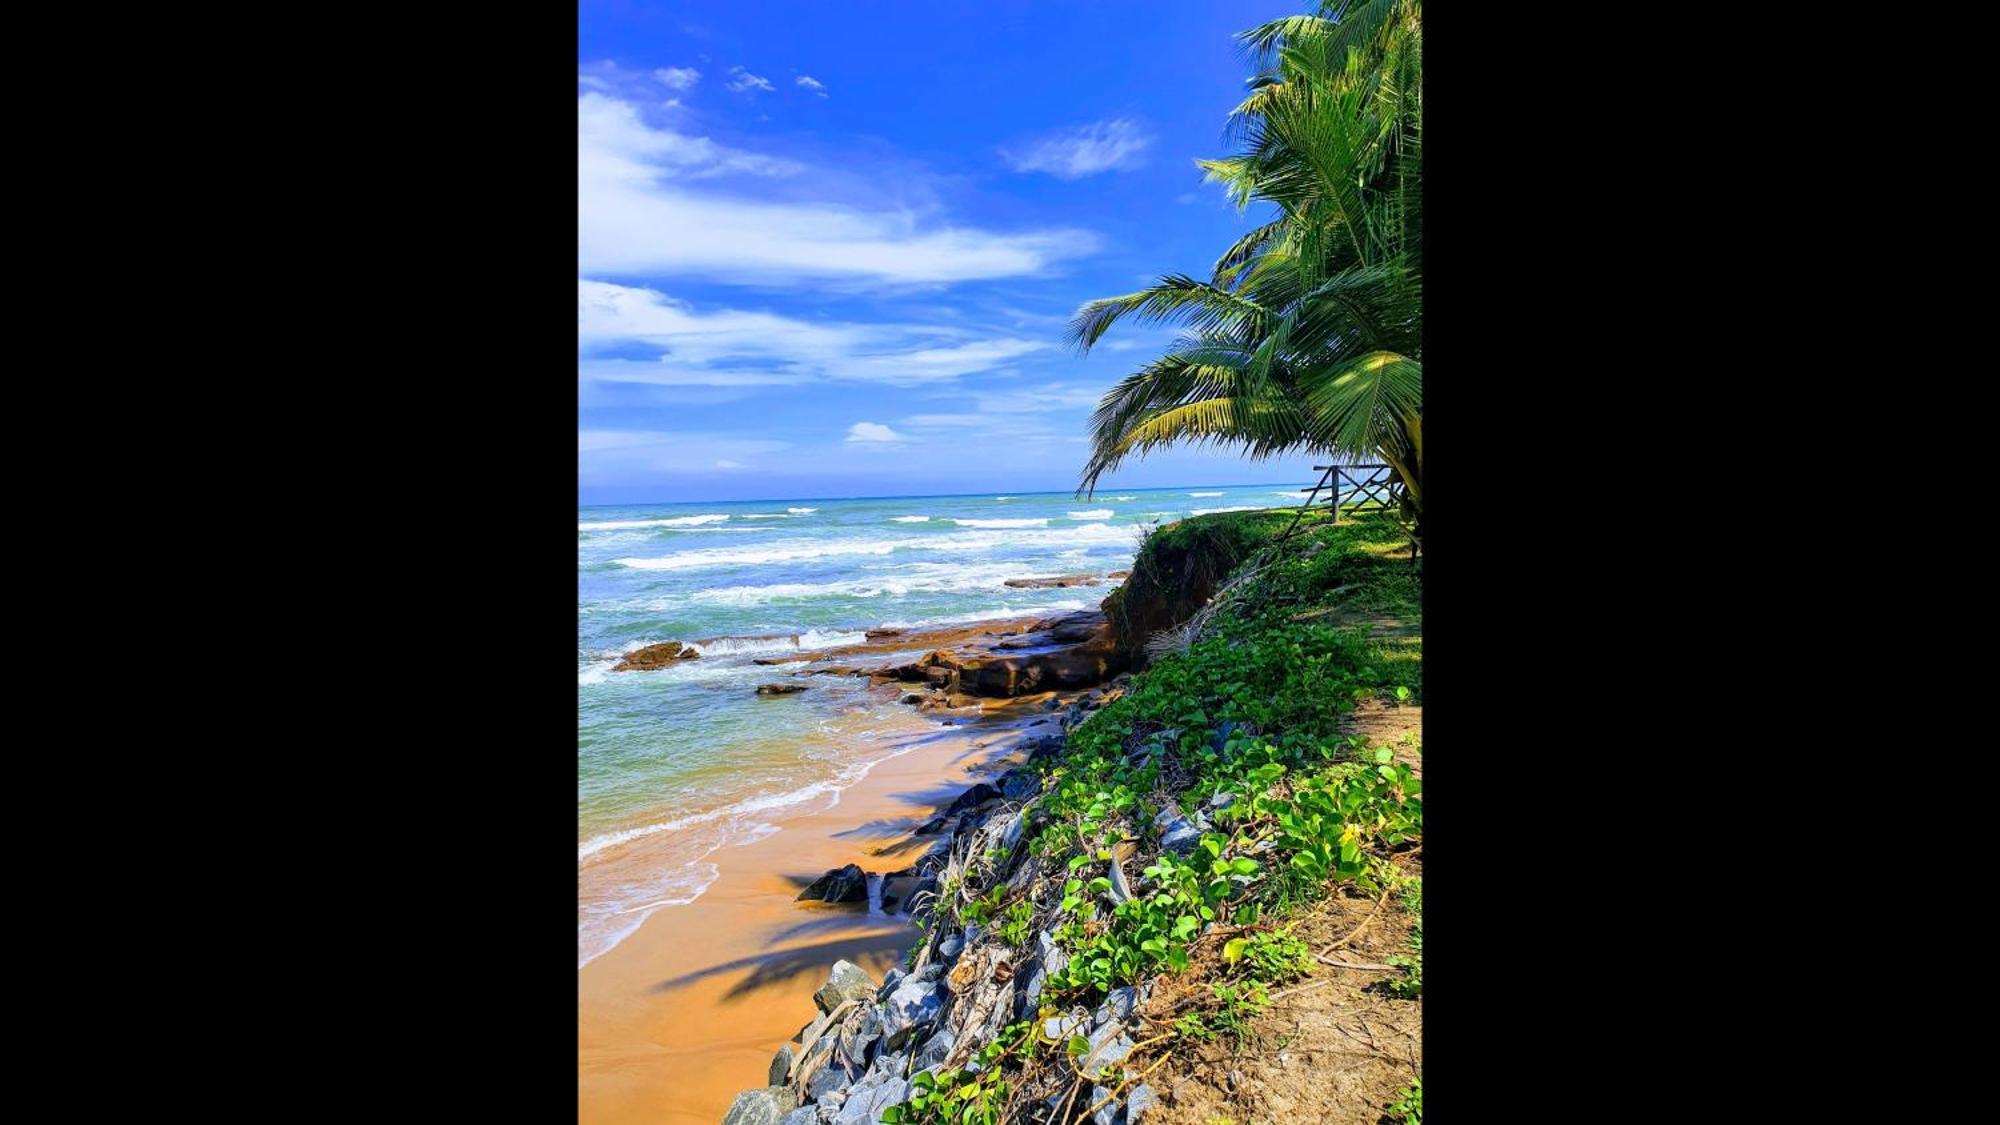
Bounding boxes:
578 0 1321 506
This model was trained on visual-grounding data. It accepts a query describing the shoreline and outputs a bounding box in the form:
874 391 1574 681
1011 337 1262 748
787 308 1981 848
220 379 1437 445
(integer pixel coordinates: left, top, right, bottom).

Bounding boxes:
578 625 1108 1125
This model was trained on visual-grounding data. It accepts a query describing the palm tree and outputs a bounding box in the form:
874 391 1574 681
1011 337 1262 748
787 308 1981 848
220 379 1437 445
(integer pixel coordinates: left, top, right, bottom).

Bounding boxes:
1069 0 1422 538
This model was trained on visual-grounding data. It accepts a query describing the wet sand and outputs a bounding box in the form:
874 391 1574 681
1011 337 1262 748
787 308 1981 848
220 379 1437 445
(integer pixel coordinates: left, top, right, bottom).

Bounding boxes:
578 692 1066 1125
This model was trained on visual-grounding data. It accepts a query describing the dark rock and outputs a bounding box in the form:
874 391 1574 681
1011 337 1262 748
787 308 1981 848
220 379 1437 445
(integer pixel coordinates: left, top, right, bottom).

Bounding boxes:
999 771 1039 802
1003 574 1102 589
839 1006 884 1067
805 1057 859 1101
878 967 907 1000
1154 804 1203 854
911 1026 955 1072
881 976 942 1048
938 933 965 961
798 865 871 905
900 692 924 705
721 1087 797 1125
834 1077 908 1125
757 682 810 696
613 641 698 671
865 627 906 641
913 817 949 836
943 783 1001 817
769 1043 795 1086
752 655 810 665
812 958 877 1011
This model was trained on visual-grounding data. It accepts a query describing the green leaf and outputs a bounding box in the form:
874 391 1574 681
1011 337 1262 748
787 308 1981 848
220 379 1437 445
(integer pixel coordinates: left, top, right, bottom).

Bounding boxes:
1374 747 1394 764
1223 937 1249 964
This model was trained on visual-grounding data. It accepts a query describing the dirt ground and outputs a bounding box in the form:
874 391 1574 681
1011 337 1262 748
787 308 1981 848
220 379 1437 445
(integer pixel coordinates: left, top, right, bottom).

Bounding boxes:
1138 700 1422 1125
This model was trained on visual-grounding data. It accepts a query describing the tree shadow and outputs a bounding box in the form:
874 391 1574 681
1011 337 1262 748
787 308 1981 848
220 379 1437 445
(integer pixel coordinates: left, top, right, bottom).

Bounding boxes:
650 929 913 1003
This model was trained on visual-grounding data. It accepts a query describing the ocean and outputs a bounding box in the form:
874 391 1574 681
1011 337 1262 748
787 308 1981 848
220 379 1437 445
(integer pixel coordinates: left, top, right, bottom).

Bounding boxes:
576 483 1313 967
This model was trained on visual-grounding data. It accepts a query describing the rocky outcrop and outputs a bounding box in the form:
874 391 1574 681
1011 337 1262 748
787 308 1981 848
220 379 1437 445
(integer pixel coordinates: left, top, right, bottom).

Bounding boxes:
1003 573 1103 588
613 641 698 670
756 683 809 696
874 609 1129 700
797 865 869 905
720 1087 796 1125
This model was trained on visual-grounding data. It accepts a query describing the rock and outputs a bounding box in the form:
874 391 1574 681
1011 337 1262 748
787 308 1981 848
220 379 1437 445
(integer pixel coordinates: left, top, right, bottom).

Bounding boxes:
1207 791 1238 811
900 693 924 705
1125 1083 1160 1123
812 958 878 1012
1081 1023 1134 1079
840 1006 884 1067
999 771 1039 802
1107 855 1134 903
613 641 698 671
938 934 965 961
778 1109 818 1125
1045 1012 1090 1042
752 655 810 665
757 683 810 696
721 1087 797 1125
1154 804 1203 854
942 783 1001 817
1003 574 1101 589
911 1027 955 1072
913 816 949 836
833 1077 908 1125
865 627 906 641
1102 986 1139 1025
1017 930 1068 1018
769 1043 796 1086
798 865 871 905
805 1057 859 1101
881 976 943 1049
1091 1086 1118 1125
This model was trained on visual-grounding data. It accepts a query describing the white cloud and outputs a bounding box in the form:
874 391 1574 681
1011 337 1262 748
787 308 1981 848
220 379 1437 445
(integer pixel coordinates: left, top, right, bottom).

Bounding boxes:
846 422 904 443
714 459 745 469
1002 119 1153 179
655 66 701 90
726 66 775 93
579 280 1050 387
578 93 1097 282
796 75 828 97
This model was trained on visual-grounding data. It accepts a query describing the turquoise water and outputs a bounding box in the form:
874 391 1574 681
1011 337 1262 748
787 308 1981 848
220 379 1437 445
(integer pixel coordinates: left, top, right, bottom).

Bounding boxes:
576 483 1312 967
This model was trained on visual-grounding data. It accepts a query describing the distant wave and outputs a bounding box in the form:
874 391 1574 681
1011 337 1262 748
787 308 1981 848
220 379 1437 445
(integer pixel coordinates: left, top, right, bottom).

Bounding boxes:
890 515 931 523
578 514 730 531
1068 509 1114 520
952 517 1047 529
994 496 1017 501
1191 505 1265 516
615 523 1140 573
1273 489 1310 497
739 513 794 519
690 629 869 656
788 507 817 514
1112 496 1136 501
1189 491 1226 498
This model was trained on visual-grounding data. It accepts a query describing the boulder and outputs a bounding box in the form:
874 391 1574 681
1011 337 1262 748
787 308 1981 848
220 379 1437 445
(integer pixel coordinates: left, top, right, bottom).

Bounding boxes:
1154 804 1204 855
798 865 871 905
1003 574 1101 589
865 627 906 641
833 1077 908 1125
1081 1023 1134 1079
942 783 1001 817
880 975 943 1049
839 1006 884 1068
1126 1083 1160 1123
779 1109 818 1125
812 958 877 1012
721 1087 797 1125
999 770 1039 802
911 1026 956 1072
1102 985 1139 1026
757 683 810 696
769 1043 795 1086
1091 1086 1117 1125
613 641 698 671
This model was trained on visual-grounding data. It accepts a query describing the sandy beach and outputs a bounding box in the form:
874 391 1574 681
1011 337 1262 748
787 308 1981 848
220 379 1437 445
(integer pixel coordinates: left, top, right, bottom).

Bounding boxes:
578 688 1068 1125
